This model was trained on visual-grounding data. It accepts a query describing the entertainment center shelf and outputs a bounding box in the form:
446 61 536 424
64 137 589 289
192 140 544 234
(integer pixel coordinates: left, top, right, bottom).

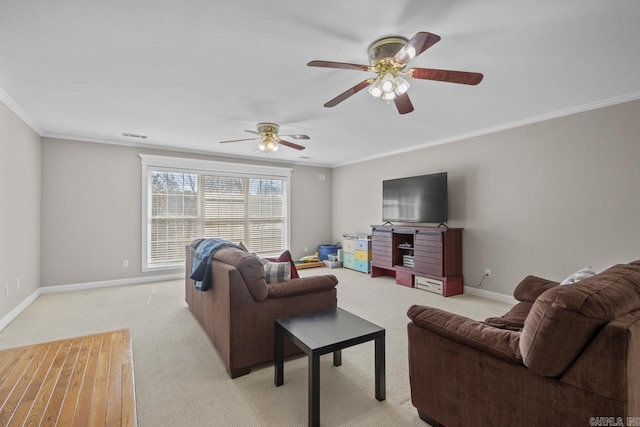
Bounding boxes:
370 225 463 297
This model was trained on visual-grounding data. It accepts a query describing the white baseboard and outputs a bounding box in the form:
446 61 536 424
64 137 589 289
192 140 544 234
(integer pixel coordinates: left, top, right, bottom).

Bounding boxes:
463 286 518 305
0 288 42 331
39 273 182 294
0 273 183 331
0 274 514 331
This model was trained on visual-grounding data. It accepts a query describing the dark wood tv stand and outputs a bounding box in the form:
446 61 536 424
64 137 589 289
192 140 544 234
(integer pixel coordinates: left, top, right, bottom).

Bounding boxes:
370 225 463 297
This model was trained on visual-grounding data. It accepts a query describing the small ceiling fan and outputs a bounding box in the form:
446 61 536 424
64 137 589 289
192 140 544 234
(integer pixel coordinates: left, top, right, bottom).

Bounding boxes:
219 122 308 152
307 31 483 114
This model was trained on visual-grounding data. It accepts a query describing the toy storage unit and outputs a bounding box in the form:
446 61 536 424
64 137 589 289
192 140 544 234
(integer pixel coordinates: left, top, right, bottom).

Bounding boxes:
342 234 372 273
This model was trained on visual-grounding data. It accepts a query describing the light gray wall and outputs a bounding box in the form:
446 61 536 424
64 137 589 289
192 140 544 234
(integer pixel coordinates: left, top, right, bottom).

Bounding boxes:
5 97 639 301
40 138 332 287
289 166 333 257
332 99 640 296
0 101 41 319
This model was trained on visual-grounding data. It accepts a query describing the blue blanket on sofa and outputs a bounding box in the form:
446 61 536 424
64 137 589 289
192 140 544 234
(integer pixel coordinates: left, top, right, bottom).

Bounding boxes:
190 238 244 291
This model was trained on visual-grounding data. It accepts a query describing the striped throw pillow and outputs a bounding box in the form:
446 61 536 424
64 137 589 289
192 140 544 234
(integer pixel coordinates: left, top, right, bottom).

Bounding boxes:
260 258 291 284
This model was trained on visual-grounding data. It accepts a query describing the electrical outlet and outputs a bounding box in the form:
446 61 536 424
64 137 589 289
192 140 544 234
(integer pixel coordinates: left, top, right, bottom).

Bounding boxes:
16 278 20 289
5 285 8 297
304 246 308 252
485 269 491 278
122 260 129 268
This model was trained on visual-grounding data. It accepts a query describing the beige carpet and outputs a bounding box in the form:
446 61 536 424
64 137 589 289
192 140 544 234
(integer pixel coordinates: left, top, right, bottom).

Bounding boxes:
0 267 512 426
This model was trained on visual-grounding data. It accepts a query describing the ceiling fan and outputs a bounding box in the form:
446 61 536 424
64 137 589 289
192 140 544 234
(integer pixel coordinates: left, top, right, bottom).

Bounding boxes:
307 31 483 114
219 122 308 153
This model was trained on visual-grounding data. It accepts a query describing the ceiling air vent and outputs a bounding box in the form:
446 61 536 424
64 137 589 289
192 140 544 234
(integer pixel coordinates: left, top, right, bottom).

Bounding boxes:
121 132 148 139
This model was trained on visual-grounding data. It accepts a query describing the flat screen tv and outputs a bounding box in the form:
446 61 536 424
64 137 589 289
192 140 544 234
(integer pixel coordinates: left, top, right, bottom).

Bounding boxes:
382 172 448 224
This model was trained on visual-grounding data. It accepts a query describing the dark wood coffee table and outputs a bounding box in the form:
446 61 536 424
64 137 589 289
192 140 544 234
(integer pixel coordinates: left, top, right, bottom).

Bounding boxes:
275 307 385 427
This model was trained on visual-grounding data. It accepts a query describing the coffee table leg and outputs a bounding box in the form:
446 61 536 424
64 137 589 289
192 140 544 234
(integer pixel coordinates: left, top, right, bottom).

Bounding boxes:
275 324 284 387
375 335 386 401
333 349 342 366
309 353 320 427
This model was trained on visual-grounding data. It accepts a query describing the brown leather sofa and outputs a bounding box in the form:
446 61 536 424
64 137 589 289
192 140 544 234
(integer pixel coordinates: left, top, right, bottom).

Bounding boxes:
185 243 338 378
407 260 640 427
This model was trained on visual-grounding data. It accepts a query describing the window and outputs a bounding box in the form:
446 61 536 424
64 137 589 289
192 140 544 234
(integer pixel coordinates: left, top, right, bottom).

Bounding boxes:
140 155 291 271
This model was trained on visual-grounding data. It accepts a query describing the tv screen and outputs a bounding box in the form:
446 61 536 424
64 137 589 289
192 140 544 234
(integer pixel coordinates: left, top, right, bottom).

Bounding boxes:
382 172 448 224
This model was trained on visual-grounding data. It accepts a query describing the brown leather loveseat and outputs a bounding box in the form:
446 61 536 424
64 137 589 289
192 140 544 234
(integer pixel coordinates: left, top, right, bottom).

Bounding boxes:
407 260 640 427
185 243 338 378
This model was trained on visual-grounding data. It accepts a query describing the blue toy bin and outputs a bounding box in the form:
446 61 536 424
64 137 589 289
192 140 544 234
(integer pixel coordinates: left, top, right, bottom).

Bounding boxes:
318 244 341 261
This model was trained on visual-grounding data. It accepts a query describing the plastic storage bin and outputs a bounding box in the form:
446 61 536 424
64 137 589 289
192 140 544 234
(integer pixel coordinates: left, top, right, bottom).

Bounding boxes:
318 244 341 261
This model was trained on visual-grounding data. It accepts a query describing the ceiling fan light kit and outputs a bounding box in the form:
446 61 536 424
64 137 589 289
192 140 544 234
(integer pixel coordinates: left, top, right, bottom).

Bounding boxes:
307 31 484 115
258 138 278 152
219 122 308 154
367 36 412 102
368 69 411 101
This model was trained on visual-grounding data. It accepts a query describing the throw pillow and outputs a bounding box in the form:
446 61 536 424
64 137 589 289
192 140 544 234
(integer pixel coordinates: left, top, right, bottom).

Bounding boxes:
275 250 300 279
238 241 249 252
560 266 596 285
260 258 291 284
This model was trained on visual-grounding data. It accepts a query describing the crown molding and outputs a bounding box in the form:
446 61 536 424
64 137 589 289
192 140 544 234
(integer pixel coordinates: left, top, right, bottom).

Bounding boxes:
334 91 640 168
42 131 330 168
0 87 43 135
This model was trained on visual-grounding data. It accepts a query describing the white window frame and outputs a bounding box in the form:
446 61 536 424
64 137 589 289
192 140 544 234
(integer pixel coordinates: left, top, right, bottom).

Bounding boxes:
139 154 292 272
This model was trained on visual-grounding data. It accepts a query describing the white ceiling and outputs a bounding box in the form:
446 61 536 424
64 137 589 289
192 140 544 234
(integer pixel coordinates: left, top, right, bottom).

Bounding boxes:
1 1 639 167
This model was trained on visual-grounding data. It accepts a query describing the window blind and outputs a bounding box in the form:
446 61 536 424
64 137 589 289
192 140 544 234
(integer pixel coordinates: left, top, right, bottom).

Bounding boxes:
140 155 291 271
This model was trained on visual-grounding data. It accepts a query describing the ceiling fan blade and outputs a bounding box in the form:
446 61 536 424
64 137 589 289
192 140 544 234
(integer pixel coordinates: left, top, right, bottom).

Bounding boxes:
244 130 259 135
307 60 370 71
407 68 484 85
394 93 414 115
219 137 259 143
279 134 310 140
394 32 441 64
277 138 306 151
324 79 373 108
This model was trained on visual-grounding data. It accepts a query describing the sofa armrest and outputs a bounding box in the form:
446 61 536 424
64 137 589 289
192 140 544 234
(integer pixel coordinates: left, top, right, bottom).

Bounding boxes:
484 301 532 331
268 275 338 298
407 305 523 364
513 275 559 302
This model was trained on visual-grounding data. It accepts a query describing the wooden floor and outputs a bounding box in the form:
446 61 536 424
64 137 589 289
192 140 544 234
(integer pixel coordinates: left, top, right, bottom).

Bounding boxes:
0 329 137 426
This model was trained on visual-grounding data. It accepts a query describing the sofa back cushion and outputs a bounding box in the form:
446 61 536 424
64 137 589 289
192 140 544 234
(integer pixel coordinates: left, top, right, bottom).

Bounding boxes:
520 261 640 377
213 248 269 301
513 275 559 302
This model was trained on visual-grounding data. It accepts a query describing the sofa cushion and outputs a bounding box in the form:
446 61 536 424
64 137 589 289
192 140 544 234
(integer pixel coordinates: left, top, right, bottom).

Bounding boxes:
512 275 559 302
520 262 640 377
213 248 269 301
268 275 338 298
260 258 291 284
483 276 560 330
408 305 523 364
486 275 562 330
